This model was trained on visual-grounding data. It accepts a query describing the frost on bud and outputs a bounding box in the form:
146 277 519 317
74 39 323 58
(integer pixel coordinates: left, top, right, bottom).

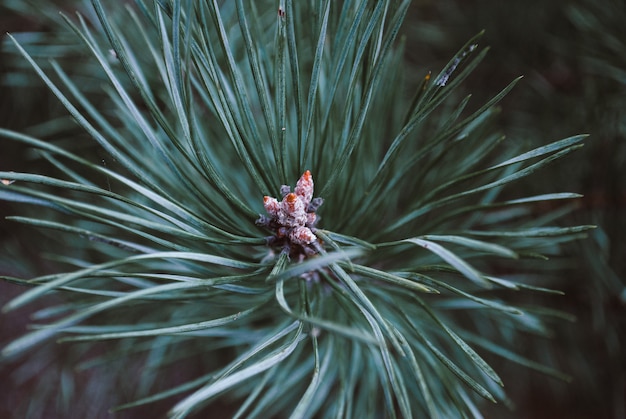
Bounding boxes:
289 226 317 245
294 170 314 204
257 170 323 259
263 196 280 217
279 193 307 227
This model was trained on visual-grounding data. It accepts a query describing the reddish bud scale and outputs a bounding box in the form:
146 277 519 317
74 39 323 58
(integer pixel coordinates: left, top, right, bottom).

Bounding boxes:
258 171 323 256
283 193 299 212
289 226 317 245
263 196 280 216
294 170 314 204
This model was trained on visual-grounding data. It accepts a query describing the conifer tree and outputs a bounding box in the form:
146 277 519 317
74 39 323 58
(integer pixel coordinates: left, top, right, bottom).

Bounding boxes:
1 1 594 417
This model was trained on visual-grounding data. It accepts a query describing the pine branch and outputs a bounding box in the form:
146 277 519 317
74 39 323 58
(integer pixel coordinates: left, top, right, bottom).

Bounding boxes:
0 0 593 417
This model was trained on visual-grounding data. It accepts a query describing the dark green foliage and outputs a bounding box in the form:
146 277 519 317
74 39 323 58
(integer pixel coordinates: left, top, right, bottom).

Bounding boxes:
403 0 626 417
1 1 616 418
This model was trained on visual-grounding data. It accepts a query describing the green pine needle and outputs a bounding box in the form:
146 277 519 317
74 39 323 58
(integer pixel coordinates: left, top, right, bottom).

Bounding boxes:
0 0 592 417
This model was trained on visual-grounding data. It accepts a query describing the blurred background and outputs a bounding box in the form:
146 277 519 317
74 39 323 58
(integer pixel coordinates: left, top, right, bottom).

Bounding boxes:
1 0 624 417
404 1 626 417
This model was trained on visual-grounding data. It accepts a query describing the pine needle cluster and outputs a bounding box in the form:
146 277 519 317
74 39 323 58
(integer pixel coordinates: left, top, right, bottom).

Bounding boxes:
0 1 593 417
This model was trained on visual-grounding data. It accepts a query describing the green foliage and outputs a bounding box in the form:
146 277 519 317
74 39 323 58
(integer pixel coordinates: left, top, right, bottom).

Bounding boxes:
1 0 593 417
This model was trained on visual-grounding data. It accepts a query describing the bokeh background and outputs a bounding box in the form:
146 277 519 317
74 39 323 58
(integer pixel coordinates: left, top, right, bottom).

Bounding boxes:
1 0 624 417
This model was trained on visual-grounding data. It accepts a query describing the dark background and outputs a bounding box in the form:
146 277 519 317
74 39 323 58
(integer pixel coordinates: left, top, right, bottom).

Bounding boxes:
1 0 624 417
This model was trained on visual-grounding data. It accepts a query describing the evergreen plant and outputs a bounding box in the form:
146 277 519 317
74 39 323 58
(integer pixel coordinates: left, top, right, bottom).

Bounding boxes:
1 1 593 417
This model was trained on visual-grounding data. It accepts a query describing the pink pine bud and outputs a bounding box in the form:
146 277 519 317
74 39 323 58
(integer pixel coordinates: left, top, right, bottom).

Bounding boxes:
294 170 314 204
260 171 322 257
282 193 301 213
263 196 280 217
289 226 317 245
279 193 307 227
